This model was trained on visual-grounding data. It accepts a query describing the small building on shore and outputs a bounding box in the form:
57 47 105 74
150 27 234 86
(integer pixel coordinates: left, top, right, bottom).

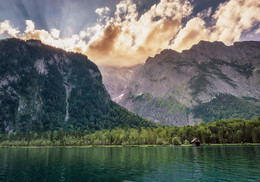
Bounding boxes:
191 138 201 146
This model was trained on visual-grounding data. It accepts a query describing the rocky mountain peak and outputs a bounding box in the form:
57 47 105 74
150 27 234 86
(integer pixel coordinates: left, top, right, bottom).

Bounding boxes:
103 40 260 126
190 40 226 50
145 49 182 66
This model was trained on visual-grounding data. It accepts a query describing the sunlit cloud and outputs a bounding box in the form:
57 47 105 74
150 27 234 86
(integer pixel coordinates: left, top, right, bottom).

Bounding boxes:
170 17 210 51
50 29 60 39
0 0 259 66
0 20 20 37
211 0 260 43
170 0 260 51
95 7 110 17
86 0 193 66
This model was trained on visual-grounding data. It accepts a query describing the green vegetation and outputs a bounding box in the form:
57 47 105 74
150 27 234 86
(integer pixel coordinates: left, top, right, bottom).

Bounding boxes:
1 118 259 146
0 38 154 133
242 96 260 103
192 94 260 122
132 94 186 114
131 93 187 124
131 93 187 125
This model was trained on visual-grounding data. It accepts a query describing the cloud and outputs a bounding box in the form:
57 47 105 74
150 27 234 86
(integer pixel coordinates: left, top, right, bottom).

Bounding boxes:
170 0 260 51
115 0 138 23
95 7 110 17
86 0 193 66
21 20 88 53
50 29 60 39
0 20 20 37
211 0 260 43
256 28 260 34
0 0 259 66
197 7 212 19
171 17 210 51
87 24 121 56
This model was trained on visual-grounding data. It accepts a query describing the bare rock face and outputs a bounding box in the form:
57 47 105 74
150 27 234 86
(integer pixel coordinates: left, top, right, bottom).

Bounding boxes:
99 65 142 102
101 41 260 126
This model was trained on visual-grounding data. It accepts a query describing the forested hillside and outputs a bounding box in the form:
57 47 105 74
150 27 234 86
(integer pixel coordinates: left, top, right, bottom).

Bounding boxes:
0 38 154 133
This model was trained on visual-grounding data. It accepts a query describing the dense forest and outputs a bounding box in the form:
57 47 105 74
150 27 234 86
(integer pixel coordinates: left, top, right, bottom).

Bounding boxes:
1 118 259 146
192 94 260 122
0 38 154 133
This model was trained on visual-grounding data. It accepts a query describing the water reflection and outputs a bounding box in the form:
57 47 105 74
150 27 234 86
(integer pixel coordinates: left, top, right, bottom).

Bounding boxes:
0 146 259 182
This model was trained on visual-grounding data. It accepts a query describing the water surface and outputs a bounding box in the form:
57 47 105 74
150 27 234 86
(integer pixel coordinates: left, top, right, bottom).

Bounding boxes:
0 145 260 181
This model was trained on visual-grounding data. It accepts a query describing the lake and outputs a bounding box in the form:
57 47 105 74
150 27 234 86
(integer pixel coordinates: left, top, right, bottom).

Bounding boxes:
0 145 260 181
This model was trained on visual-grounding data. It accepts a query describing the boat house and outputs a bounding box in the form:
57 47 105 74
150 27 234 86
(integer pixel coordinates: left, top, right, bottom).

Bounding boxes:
191 138 201 146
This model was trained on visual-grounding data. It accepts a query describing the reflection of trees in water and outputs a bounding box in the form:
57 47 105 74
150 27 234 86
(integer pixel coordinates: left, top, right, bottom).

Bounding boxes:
0 146 260 181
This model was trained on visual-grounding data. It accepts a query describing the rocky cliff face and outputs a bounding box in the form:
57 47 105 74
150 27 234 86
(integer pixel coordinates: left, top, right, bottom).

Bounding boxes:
104 41 260 126
0 38 153 133
99 65 142 102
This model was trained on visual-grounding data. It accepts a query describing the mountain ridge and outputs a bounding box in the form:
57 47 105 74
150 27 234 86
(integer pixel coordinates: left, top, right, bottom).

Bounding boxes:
100 40 260 126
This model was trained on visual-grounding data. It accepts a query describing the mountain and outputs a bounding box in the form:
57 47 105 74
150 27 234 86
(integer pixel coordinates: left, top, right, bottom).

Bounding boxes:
99 65 142 102
101 41 260 126
0 38 154 133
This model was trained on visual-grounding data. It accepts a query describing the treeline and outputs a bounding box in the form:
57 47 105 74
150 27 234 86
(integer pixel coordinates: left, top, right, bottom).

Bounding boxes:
0 118 260 146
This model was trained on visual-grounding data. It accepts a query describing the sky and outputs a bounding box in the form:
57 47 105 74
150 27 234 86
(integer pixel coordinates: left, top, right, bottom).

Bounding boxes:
0 0 259 66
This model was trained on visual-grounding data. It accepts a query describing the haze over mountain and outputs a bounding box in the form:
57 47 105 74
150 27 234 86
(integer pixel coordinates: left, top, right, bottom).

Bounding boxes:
0 38 153 133
101 41 260 126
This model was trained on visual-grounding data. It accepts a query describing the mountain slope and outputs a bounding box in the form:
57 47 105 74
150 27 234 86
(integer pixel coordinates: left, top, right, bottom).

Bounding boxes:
0 38 154 133
99 65 142 102
112 41 260 125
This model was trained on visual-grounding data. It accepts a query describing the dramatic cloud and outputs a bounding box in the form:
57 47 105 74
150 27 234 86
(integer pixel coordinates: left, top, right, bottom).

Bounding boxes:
87 24 121 56
86 0 193 65
0 20 20 38
21 20 88 53
171 0 260 51
171 17 210 51
0 0 259 66
211 0 260 43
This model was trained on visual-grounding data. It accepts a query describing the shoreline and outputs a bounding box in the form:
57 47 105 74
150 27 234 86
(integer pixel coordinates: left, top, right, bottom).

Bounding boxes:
0 143 259 148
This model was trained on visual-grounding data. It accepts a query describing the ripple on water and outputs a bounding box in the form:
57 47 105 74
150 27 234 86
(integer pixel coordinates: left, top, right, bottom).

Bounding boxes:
0 146 260 182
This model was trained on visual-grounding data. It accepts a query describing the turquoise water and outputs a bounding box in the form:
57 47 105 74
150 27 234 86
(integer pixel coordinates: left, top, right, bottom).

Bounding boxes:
0 145 260 181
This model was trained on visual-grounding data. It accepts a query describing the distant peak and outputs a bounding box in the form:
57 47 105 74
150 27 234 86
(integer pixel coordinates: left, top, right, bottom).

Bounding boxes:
145 49 181 64
191 40 226 50
160 49 180 55
154 49 180 59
